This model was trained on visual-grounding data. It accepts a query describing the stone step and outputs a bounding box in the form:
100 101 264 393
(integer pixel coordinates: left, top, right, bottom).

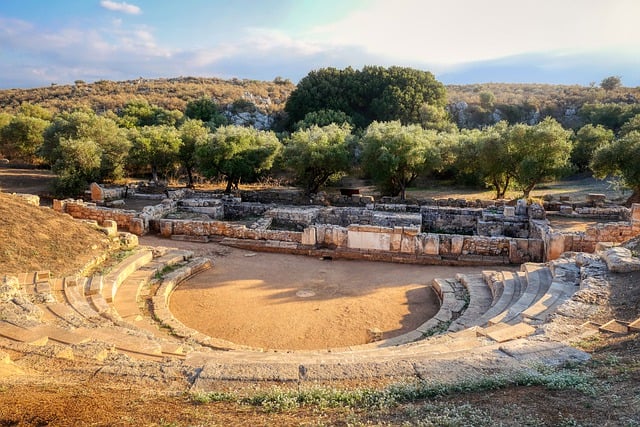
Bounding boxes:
89 292 122 322
102 249 154 303
499 265 552 325
474 271 517 327
521 280 576 323
31 324 91 345
448 273 494 332
483 270 504 300
112 269 156 320
45 302 88 328
599 320 630 334
414 279 463 337
0 321 48 346
63 277 104 323
76 326 163 358
478 322 536 343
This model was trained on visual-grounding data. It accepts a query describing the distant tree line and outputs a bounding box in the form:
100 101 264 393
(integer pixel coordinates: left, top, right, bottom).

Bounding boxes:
0 68 639 204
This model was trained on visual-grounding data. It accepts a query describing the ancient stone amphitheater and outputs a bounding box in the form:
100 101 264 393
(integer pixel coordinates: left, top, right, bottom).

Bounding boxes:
1 188 640 389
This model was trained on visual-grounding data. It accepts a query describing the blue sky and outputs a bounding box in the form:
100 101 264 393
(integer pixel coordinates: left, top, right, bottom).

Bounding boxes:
0 0 638 89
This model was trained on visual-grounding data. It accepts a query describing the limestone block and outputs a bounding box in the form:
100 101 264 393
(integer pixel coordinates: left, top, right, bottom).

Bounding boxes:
516 199 527 216
559 205 573 215
450 235 463 255
503 206 515 217
400 234 416 253
159 220 174 238
602 247 640 273
390 228 402 251
89 182 104 202
528 239 544 262
332 227 348 247
546 232 565 261
422 234 439 255
632 203 640 222
586 193 606 206
128 218 144 235
347 230 391 251
301 227 317 246
102 220 118 237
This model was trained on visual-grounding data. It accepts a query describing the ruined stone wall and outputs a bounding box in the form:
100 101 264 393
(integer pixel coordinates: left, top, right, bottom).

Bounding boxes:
534 204 640 261
158 218 302 243
54 199 138 229
316 207 422 228
303 224 543 264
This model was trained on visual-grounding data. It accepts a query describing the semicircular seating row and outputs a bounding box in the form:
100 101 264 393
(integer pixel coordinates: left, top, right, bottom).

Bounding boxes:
0 246 590 382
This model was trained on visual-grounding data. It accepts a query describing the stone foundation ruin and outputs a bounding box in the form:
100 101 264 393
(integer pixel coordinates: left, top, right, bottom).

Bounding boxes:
54 184 640 266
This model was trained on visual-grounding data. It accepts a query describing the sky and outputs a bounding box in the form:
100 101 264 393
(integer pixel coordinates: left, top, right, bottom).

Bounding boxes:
0 0 639 89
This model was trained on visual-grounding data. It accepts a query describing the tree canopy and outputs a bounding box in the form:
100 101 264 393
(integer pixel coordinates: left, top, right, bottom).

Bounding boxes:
285 66 447 129
361 121 441 199
591 130 640 204
196 125 282 193
284 124 354 194
511 117 573 198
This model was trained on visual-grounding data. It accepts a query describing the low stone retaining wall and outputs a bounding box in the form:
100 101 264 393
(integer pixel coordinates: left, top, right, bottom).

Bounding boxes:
534 204 640 260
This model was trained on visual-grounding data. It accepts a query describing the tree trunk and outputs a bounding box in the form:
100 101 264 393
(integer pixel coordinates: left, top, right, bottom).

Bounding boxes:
224 178 233 193
186 167 194 188
625 188 640 207
151 165 159 184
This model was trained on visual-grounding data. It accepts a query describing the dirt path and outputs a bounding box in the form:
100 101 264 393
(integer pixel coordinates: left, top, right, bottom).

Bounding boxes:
140 236 487 350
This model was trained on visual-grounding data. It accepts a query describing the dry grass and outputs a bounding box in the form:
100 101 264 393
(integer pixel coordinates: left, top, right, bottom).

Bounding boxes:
0 192 111 276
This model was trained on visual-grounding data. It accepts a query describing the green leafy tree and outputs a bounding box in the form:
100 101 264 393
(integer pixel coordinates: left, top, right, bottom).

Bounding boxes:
284 124 354 194
128 125 182 182
591 130 640 205
184 97 228 129
454 122 518 198
51 137 102 196
511 117 573 198
178 119 210 187
293 109 354 130
600 76 622 91
579 103 640 133
285 66 446 129
620 114 640 136
0 114 49 163
571 124 614 172
196 125 282 193
118 98 183 128
42 109 130 182
361 121 441 199
479 91 496 109
419 104 457 132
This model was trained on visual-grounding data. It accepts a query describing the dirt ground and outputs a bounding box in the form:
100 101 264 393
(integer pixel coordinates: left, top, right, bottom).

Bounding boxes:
0 167 55 199
161 240 489 350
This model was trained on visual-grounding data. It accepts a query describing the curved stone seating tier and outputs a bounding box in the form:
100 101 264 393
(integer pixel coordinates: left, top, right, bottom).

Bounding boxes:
0 246 594 384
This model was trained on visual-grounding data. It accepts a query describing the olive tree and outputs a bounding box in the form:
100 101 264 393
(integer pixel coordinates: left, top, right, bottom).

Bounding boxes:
361 121 440 199
127 125 182 182
591 130 640 205
511 117 573 198
196 125 282 193
178 119 210 187
284 124 354 194
571 124 614 172
43 110 130 180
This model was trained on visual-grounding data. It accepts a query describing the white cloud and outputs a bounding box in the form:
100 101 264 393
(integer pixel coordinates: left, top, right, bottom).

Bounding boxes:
306 0 640 66
100 1 141 15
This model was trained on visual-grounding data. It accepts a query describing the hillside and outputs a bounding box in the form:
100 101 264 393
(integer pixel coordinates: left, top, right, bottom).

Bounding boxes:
0 192 111 276
1 77 638 125
0 76 295 115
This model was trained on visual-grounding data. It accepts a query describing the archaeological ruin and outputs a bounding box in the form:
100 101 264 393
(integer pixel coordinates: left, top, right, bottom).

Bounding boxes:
1 182 640 387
